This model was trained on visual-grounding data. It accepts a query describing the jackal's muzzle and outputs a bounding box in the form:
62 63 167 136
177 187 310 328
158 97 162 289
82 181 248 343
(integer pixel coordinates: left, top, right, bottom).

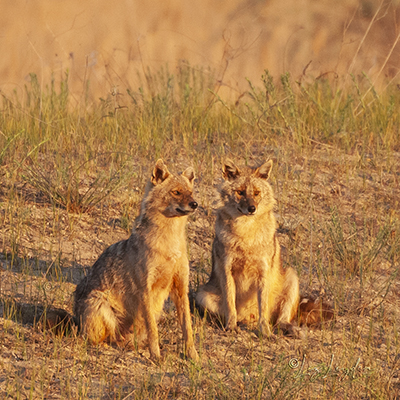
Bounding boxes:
237 198 257 215
176 200 198 215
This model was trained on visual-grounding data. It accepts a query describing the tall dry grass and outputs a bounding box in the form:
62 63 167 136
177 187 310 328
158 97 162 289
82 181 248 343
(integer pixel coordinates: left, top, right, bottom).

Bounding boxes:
1 0 400 103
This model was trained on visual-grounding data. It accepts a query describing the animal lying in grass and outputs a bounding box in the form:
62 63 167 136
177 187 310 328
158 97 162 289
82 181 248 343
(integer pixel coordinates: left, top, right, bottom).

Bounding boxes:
73 159 198 360
195 159 333 335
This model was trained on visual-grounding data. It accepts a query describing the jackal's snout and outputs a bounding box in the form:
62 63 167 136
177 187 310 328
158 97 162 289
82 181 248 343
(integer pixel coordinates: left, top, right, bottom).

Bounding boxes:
189 201 198 210
238 197 257 215
175 196 198 215
245 193 258 214
182 199 198 213
247 204 256 214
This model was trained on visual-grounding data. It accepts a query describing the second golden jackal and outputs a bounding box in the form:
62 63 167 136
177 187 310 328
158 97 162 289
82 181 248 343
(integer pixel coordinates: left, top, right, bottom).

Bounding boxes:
195 159 330 335
74 159 198 360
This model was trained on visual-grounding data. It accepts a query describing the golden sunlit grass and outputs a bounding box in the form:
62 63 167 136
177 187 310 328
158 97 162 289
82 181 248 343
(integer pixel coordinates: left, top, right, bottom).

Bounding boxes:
1 1 400 102
0 63 399 399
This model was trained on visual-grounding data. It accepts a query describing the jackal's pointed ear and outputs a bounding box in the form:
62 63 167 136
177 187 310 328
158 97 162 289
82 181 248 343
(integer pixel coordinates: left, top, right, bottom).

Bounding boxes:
182 166 195 184
255 160 273 180
151 159 170 185
222 159 240 181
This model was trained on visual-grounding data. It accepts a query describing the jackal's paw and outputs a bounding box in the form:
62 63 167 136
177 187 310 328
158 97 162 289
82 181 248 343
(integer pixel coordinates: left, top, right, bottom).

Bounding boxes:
259 320 273 337
185 346 199 362
149 343 161 360
274 322 300 337
225 317 238 332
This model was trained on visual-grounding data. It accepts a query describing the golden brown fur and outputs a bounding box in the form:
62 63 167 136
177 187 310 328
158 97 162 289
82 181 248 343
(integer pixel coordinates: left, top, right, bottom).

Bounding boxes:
74 159 198 360
195 159 331 335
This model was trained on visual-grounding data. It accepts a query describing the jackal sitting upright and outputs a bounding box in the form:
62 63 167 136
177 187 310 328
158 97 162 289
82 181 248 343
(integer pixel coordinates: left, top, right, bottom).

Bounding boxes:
195 159 330 336
74 159 198 360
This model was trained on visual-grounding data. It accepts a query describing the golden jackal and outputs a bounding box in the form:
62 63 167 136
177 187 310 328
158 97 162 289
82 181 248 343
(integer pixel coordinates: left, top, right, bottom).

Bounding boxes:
195 159 331 336
74 159 198 360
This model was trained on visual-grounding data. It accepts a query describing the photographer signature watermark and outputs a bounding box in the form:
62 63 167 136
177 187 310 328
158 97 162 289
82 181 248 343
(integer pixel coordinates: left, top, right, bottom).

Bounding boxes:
288 354 373 382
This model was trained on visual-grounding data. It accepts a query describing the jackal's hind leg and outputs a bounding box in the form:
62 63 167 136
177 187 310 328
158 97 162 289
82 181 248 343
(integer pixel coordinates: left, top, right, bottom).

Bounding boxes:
274 267 300 335
77 290 121 344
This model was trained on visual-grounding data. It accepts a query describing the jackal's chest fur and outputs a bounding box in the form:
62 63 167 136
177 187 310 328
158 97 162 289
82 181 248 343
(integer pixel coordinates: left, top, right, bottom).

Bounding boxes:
216 210 278 280
133 219 189 284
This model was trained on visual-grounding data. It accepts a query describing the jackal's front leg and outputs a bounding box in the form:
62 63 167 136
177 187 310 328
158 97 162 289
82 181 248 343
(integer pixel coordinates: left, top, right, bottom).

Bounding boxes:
171 272 198 361
218 257 237 331
141 290 161 359
258 263 272 336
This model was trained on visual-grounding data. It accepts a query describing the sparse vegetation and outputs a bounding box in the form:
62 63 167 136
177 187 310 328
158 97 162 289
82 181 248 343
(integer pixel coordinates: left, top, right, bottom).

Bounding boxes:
1 63 399 399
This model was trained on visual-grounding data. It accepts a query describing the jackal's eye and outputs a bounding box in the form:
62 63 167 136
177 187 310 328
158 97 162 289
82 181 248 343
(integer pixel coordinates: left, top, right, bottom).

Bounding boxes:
236 190 246 196
171 190 181 196
254 191 260 196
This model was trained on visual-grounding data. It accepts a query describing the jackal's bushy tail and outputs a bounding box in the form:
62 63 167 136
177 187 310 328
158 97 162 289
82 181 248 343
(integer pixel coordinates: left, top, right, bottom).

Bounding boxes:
298 297 334 327
193 285 222 317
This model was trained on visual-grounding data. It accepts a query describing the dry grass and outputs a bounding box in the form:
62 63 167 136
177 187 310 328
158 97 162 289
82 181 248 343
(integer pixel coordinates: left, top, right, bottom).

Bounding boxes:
1 63 400 399
1 1 400 102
